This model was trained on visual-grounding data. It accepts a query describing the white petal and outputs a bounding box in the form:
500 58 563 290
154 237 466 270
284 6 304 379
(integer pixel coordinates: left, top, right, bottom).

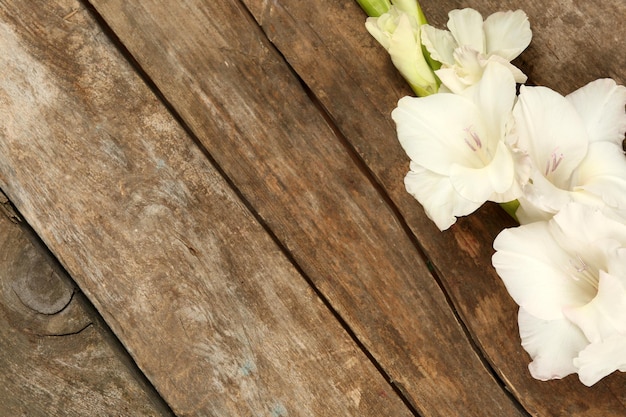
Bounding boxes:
449 141 516 202
549 205 626 287
606 247 626 288
516 168 573 222
519 142 626 222
492 221 595 320
392 94 485 175
486 55 528 84
516 196 555 224
513 85 589 189
507 63 528 84
448 162 494 202
552 202 626 254
574 141 626 210
467 62 516 142
574 335 626 386
365 16 391 50
438 46 485 93
436 49 528 94
435 67 471 94
452 46 484 78
446 9 486 54
404 161 482 230
483 10 532 61
491 147 532 203
420 24 456 65
518 308 586 381
564 271 626 344
566 78 626 145
487 142 519 197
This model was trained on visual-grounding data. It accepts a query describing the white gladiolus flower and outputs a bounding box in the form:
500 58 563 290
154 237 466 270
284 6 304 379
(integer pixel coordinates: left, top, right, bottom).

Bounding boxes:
392 62 530 230
492 203 626 385
362 0 626 388
513 79 626 224
421 8 531 93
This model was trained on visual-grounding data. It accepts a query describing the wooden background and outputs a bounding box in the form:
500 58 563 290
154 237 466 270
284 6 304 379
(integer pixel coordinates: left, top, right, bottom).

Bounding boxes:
0 0 624 416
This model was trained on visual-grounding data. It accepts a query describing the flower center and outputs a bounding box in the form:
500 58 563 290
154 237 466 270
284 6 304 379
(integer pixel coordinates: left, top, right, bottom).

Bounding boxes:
568 254 599 295
544 147 564 177
463 126 492 164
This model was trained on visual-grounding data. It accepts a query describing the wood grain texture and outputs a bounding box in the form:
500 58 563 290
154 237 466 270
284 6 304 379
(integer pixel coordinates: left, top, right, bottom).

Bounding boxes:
0 1 414 416
239 0 626 415
87 1 526 416
0 204 172 416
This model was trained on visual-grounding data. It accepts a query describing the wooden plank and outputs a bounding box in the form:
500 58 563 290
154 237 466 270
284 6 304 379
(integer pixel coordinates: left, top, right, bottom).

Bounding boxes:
87 1 527 416
238 0 626 415
0 1 415 416
0 197 173 416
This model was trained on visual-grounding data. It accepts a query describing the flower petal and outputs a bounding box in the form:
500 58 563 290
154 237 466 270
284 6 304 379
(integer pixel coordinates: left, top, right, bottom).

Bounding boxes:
450 141 516 202
516 196 555 224
392 94 484 175
574 335 626 386
420 24 456 65
516 169 573 223
483 10 532 61
438 46 485 93
365 13 394 50
513 85 589 189
574 141 626 210
551 201 626 253
566 78 626 145
446 8 486 54
435 67 470 94
466 61 516 143
488 55 528 84
564 271 626 344
436 49 528 94
607 247 626 287
492 219 595 320
518 308 586 381
548 205 626 292
492 147 532 204
404 161 482 230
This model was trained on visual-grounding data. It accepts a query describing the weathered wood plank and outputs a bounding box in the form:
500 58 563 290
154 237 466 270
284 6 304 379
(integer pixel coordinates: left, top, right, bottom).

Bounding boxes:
239 0 626 415
0 1 415 416
87 0 526 416
0 197 173 416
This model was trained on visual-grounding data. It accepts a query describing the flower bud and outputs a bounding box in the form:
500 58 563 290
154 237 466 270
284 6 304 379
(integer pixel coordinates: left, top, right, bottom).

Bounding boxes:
365 6 438 96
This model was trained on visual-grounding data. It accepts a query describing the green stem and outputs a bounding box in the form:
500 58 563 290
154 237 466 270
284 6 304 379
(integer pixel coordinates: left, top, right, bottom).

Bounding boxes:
415 2 428 25
355 0 391 17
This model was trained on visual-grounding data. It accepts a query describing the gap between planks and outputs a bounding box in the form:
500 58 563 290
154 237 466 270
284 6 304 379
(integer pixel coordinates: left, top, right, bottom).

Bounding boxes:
0 189 175 416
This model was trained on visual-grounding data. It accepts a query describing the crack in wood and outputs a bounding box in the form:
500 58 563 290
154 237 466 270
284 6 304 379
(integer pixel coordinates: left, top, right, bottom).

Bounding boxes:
0 190 21 223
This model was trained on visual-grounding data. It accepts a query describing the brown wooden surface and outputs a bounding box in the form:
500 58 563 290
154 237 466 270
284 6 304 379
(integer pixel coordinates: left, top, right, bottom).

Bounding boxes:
0 0 624 416
0 1 414 416
0 201 173 416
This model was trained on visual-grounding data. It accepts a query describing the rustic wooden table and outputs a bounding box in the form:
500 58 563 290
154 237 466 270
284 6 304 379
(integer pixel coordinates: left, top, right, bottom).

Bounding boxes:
1 0 624 416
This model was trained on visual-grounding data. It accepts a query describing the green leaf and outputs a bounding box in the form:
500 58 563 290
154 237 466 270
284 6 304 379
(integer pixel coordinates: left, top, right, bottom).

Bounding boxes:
499 200 520 223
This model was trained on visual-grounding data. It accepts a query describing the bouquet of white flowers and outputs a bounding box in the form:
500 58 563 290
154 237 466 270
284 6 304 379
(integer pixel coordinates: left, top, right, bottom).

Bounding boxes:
357 0 626 386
